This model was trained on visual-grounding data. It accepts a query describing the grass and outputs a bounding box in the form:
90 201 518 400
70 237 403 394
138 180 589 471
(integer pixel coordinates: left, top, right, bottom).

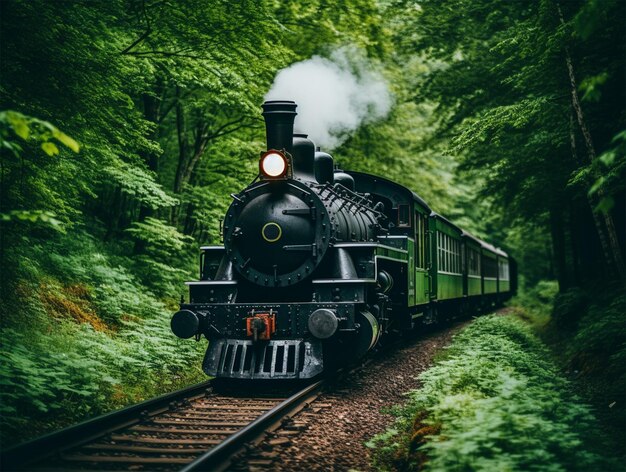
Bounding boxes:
367 312 616 471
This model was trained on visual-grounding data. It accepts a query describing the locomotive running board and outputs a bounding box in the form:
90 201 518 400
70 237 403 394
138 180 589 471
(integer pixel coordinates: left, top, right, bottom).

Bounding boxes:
203 339 324 379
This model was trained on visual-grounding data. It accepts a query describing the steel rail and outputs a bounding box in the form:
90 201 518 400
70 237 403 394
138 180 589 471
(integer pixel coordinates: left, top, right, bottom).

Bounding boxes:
1 380 212 471
180 379 325 471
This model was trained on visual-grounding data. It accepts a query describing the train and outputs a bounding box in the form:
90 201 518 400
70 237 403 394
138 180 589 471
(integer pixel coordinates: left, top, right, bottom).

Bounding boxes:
170 100 517 380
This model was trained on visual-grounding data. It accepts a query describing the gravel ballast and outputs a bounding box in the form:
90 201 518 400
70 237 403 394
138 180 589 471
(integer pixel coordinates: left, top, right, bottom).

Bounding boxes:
236 321 469 471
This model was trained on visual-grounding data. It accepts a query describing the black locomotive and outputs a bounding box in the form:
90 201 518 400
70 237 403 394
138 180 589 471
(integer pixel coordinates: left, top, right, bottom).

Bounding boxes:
171 100 516 380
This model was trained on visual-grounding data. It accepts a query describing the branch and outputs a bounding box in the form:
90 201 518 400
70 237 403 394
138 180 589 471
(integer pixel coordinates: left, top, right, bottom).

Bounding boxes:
120 0 153 55
120 28 153 55
206 122 256 141
124 50 204 59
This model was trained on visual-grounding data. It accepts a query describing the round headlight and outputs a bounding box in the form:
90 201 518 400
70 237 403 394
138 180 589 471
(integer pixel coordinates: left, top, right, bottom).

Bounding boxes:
260 151 288 178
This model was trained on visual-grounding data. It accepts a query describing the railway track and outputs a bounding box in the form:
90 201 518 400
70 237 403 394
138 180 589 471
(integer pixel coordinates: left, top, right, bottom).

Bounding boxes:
1 380 324 471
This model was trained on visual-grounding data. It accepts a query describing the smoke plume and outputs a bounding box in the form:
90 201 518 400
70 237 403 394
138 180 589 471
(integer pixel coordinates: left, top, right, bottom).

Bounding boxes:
265 47 392 150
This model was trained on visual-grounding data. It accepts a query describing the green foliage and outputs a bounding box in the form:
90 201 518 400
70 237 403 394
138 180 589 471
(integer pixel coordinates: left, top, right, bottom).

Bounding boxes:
0 110 80 156
104 164 178 210
126 217 193 260
0 110 80 228
551 288 588 330
0 230 205 446
0 0 395 447
587 130 626 213
0 0 622 457
368 315 611 471
391 0 626 287
552 286 626 451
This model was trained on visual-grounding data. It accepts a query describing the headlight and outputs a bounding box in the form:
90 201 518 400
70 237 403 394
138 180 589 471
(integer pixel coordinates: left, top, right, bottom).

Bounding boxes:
260 150 288 178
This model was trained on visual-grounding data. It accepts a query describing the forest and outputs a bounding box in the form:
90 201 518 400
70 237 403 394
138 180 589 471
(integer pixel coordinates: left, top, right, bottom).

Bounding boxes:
0 0 624 467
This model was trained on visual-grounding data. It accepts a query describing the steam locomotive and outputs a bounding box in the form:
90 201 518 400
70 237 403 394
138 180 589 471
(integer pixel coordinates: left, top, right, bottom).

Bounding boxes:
171 100 517 380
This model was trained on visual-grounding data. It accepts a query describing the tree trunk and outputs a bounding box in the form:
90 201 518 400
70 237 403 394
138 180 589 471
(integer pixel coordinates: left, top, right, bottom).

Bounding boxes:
173 85 188 195
550 206 570 291
557 1 626 282
134 80 164 254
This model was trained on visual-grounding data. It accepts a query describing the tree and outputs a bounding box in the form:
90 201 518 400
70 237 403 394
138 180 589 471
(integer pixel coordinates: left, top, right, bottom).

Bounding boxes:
389 0 625 289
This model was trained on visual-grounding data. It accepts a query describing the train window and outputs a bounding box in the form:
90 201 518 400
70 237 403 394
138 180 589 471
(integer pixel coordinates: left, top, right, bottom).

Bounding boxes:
468 249 480 276
438 233 462 274
499 259 510 280
437 233 441 269
451 238 454 272
448 236 454 272
443 235 447 272
452 240 456 273
484 255 497 278
398 204 410 227
461 244 467 273
414 212 426 269
437 233 445 271
421 215 425 268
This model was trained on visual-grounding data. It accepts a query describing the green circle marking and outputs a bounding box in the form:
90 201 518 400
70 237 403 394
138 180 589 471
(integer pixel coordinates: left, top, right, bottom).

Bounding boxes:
262 222 282 243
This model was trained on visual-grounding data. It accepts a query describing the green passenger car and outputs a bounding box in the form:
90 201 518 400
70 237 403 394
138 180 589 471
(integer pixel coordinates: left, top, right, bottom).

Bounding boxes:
497 249 511 294
430 213 464 301
462 231 482 297
481 243 499 295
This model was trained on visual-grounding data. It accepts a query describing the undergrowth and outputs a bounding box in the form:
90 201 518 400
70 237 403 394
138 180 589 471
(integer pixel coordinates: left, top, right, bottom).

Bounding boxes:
547 284 626 463
367 314 614 471
0 230 206 447
513 280 625 461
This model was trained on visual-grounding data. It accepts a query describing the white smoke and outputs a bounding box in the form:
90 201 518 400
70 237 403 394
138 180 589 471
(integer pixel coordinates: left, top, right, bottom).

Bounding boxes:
265 47 392 150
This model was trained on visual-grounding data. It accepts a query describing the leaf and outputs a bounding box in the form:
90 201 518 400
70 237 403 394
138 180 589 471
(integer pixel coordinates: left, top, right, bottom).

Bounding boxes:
595 196 614 213
41 142 59 156
579 72 609 102
610 130 626 144
598 150 615 166
7 112 30 140
0 210 64 230
53 130 80 153
588 176 605 195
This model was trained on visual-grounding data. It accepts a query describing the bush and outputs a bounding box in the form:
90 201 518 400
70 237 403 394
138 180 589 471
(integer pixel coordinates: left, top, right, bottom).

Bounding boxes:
367 315 611 471
552 288 588 330
566 287 626 441
509 279 558 330
0 230 206 447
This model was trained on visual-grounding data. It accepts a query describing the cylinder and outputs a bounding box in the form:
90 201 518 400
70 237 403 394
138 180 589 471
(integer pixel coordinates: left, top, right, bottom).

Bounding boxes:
262 100 297 155
315 151 334 184
292 134 316 181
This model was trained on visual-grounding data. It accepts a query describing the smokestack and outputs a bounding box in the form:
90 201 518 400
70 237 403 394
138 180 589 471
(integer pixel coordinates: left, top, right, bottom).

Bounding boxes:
262 100 297 155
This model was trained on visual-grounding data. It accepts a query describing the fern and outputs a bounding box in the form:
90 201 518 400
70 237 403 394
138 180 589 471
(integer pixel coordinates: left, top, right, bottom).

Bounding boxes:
368 315 612 471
